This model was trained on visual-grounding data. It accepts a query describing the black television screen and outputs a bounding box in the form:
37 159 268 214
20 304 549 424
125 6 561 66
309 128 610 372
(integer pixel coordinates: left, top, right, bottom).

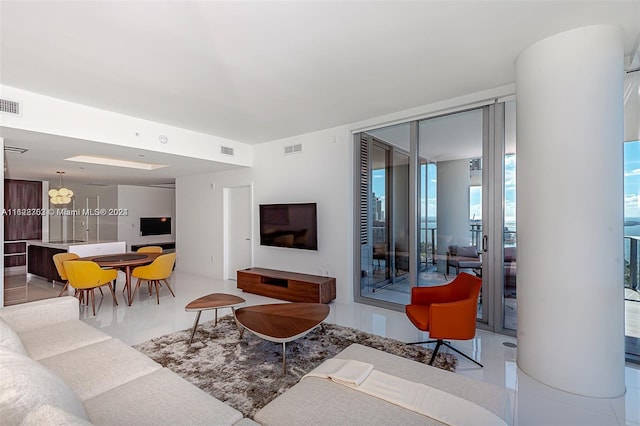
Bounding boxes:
259 203 317 250
140 217 172 236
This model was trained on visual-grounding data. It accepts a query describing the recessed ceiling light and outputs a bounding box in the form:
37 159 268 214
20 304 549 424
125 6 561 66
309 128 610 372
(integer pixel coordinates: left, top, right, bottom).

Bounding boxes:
65 155 168 170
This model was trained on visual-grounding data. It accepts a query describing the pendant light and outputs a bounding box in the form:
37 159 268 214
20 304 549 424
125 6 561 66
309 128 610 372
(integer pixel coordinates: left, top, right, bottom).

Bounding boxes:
49 171 74 205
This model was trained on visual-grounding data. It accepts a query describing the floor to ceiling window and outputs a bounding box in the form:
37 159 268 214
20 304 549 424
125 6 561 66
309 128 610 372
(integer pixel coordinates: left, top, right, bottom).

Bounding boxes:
623 141 640 361
359 125 411 304
503 100 517 332
355 102 518 335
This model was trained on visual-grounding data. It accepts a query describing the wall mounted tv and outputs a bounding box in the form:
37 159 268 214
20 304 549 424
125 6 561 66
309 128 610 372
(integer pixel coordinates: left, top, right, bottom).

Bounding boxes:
140 217 172 236
259 203 318 250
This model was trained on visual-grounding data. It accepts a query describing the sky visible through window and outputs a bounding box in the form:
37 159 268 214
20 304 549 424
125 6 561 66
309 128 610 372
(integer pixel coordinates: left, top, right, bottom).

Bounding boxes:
625 141 640 220
373 156 516 225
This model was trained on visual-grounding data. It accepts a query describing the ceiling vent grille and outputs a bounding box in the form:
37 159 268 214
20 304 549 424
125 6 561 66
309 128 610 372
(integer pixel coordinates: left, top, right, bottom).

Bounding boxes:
221 146 234 156
0 98 21 116
284 143 303 155
4 145 28 154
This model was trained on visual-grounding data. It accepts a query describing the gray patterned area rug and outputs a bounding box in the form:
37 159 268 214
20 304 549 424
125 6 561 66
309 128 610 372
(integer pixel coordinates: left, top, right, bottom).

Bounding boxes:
134 315 456 418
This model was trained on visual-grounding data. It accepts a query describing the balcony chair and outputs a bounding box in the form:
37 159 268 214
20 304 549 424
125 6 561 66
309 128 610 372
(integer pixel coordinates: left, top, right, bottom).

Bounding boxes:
405 272 483 367
63 260 118 316
446 245 481 279
136 246 163 253
52 252 80 297
131 252 177 304
372 243 386 270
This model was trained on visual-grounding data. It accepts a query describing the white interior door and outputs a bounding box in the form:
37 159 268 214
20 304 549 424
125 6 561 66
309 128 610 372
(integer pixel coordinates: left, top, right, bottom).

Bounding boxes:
74 196 98 241
225 186 252 280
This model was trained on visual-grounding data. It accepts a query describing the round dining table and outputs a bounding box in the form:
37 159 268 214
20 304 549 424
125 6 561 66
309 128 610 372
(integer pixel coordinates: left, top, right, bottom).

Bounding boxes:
79 252 161 306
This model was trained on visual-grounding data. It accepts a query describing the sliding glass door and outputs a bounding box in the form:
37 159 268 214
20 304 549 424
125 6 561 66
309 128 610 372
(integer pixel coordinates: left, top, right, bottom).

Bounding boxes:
359 125 411 304
355 103 517 334
624 141 640 361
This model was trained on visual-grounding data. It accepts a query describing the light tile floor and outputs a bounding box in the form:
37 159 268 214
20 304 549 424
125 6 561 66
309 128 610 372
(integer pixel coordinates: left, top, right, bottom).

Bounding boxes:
4 269 640 425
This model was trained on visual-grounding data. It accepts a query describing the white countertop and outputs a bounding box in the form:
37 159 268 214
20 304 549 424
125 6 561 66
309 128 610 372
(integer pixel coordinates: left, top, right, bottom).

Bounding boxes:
26 240 122 250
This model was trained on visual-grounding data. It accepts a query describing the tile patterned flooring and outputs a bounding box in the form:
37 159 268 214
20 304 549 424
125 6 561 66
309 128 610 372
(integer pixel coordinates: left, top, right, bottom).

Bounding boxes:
4 269 640 425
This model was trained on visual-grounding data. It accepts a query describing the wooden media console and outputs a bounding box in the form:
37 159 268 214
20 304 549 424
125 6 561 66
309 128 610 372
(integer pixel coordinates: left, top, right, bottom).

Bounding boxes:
236 267 336 304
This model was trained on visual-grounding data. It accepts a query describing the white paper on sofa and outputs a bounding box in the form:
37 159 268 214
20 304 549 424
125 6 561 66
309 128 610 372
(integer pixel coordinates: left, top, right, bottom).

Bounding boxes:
303 358 374 386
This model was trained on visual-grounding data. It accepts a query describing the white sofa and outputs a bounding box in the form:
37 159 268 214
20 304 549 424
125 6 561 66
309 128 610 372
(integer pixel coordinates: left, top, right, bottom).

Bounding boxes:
0 297 254 426
255 343 514 426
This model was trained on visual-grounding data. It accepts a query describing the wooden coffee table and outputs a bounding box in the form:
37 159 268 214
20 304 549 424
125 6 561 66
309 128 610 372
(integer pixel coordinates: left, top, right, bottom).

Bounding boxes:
185 293 246 344
234 302 330 373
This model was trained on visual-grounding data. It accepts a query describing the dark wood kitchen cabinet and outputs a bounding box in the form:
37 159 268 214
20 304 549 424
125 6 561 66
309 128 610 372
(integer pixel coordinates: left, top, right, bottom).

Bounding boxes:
27 245 66 282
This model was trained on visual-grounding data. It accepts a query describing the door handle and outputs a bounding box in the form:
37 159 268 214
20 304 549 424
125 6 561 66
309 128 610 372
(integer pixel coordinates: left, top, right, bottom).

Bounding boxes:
482 235 488 253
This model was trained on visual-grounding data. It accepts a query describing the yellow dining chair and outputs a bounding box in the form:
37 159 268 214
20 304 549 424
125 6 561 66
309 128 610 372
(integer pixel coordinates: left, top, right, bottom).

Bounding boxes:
52 252 80 297
131 253 176 304
63 260 118 315
136 246 163 254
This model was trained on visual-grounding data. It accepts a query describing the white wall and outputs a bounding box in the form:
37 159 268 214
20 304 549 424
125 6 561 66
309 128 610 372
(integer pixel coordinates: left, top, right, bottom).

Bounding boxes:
176 125 354 303
117 185 175 250
0 85 252 167
176 167 252 279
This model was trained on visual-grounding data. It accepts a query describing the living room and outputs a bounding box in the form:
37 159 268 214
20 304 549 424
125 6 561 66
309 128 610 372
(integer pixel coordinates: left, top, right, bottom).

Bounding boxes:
1 1 640 425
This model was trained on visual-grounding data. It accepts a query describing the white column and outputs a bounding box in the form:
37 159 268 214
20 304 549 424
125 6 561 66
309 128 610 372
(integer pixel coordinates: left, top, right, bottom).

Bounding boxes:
515 25 625 398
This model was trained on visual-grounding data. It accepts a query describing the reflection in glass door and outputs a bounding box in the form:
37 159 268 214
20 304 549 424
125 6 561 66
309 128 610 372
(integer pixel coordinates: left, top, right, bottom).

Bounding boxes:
503 154 517 330
418 109 485 321
370 143 390 288
418 160 437 283
356 105 516 333
359 126 411 305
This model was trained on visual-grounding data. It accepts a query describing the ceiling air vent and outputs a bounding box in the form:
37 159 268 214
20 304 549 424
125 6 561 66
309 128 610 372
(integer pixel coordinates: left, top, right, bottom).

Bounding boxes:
0 98 21 116
221 146 234 156
284 143 303 155
4 146 28 154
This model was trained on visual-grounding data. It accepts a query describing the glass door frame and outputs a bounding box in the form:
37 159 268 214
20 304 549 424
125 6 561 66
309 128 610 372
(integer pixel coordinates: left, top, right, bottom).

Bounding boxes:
479 102 516 336
353 103 517 337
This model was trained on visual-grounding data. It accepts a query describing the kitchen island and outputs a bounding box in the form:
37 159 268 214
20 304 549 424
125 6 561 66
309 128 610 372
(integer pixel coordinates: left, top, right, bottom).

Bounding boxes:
27 240 126 283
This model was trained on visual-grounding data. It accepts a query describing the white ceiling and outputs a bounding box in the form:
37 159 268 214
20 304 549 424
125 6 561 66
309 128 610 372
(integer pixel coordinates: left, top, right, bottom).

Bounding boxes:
1 1 639 184
2 128 242 186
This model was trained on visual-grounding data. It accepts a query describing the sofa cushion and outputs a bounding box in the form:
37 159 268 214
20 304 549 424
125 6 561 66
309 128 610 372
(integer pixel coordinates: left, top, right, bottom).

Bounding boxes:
0 297 79 334
21 404 93 426
84 368 244 426
255 344 512 426
39 338 162 401
0 316 27 356
455 246 478 258
19 320 111 361
0 346 88 425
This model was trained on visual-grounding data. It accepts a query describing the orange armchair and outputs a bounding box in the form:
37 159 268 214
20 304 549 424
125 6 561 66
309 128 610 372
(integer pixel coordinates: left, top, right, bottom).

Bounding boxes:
405 272 483 367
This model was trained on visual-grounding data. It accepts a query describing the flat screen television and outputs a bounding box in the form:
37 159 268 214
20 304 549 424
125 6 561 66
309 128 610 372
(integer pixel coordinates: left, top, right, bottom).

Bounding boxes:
140 217 172 236
259 203 318 250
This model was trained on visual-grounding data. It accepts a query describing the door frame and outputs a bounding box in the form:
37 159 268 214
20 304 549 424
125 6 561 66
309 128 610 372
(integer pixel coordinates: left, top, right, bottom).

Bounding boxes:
352 103 517 337
223 184 253 280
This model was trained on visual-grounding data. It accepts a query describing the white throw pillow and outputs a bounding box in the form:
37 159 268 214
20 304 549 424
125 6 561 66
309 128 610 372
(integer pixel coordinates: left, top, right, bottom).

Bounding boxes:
20 404 93 426
0 346 88 425
0 317 28 356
